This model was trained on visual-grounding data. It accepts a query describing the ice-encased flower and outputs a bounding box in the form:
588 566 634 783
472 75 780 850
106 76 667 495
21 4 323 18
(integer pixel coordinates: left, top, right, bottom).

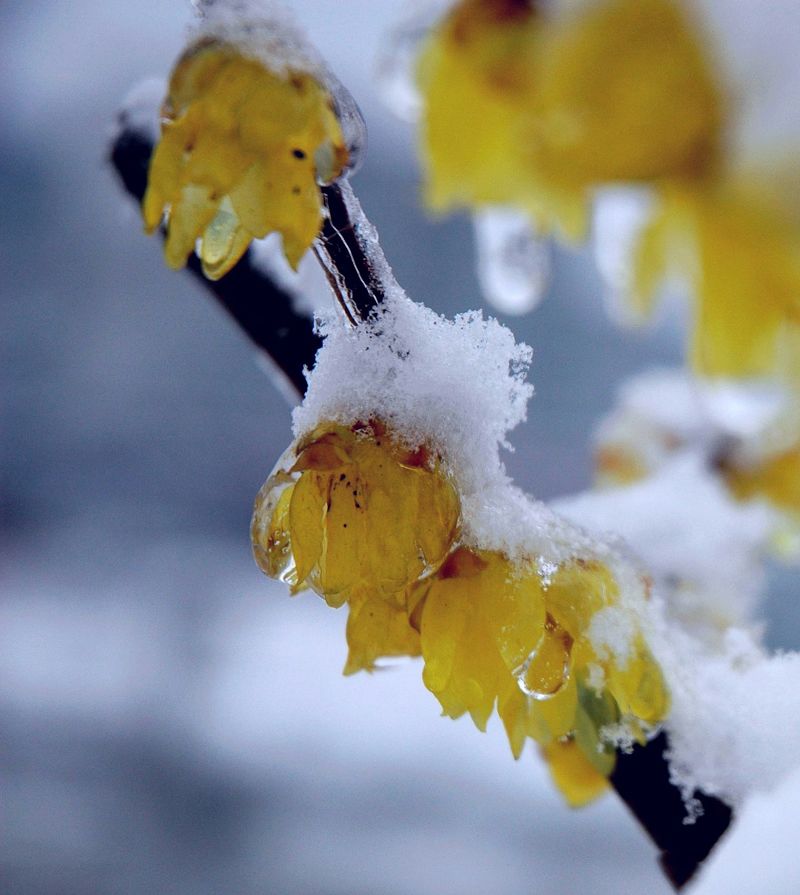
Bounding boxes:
250 420 461 672
143 38 348 279
413 547 668 804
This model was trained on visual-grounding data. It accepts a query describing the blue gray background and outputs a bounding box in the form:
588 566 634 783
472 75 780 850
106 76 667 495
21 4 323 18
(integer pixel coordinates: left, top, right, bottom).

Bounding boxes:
3 2 795 893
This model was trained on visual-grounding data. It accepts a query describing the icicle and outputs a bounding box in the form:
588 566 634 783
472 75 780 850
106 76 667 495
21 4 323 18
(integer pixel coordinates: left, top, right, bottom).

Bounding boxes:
472 208 550 316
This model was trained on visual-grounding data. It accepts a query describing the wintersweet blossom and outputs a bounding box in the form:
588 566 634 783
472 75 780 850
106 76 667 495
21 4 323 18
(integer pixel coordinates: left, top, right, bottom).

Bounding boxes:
252 420 669 806
415 547 668 803
417 0 721 237
142 38 348 278
250 420 461 671
417 0 800 378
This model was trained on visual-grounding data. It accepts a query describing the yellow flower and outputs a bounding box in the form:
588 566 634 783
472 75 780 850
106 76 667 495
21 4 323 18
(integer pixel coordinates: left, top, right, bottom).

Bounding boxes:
252 423 668 806
417 548 669 803
143 38 348 279
417 0 540 213
522 0 721 214
416 0 800 381
251 420 461 671
633 176 800 378
418 0 722 237
722 444 800 517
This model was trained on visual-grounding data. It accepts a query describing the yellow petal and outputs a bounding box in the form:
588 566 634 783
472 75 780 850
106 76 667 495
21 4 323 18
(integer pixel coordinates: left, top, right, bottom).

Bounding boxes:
288 469 328 594
143 40 348 275
344 590 421 675
543 739 610 808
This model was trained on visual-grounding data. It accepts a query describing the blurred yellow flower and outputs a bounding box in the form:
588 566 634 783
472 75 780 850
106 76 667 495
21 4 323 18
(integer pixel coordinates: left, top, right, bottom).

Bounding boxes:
143 39 348 279
418 0 800 381
632 176 800 378
418 0 722 237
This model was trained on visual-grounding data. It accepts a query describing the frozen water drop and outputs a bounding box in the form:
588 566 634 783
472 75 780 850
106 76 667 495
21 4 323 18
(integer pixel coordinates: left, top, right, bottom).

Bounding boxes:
592 186 656 322
515 618 573 700
473 208 550 316
322 75 367 179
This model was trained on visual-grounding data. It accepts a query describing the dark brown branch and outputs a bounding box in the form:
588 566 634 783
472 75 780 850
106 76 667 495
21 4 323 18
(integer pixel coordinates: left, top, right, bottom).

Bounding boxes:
612 731 731 889
109 116 732 890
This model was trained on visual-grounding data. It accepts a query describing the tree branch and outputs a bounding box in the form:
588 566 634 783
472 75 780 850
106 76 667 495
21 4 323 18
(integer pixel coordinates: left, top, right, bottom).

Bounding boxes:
108 118 732 890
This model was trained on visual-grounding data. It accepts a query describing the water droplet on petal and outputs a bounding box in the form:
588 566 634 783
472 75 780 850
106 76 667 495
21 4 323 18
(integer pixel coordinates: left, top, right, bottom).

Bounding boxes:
515 617 573 700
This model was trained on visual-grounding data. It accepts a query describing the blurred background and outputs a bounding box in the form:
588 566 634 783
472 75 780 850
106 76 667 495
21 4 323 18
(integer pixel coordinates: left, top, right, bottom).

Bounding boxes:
3 2 795 893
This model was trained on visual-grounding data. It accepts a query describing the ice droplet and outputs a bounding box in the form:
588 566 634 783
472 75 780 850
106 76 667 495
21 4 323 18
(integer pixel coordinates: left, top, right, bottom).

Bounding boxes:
592 186 655 322
515 617 573 700
473 208 550 316
325 75 368 178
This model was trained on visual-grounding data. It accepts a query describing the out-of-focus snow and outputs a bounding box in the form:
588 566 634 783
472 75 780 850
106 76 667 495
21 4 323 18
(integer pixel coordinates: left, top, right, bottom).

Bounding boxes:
555 452 775 638
690 763 800 895
472 208 551 317
1 535 671 895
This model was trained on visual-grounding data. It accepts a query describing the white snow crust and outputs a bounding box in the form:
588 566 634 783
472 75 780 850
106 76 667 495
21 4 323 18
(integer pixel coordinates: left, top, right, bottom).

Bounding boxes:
294 279 627 569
